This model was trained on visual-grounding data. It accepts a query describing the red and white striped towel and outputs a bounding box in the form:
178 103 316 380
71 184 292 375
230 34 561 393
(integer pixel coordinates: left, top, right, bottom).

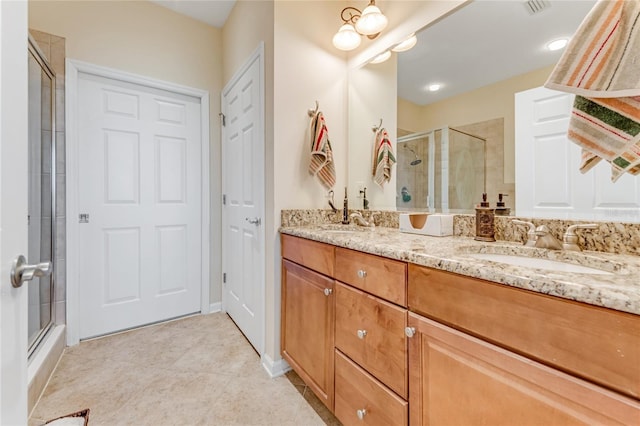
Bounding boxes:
308 111 336 189
372 128 396 187
545 0 640 182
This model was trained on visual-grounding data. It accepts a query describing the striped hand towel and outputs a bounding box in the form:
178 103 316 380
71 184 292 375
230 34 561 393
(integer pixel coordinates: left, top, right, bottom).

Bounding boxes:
308 111 336 189
544 0 640 182
372 128 396 187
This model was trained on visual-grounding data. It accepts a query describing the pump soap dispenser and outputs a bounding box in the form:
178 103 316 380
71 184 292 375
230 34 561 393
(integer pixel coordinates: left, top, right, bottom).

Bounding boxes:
495 193 511 216
475 193 495 242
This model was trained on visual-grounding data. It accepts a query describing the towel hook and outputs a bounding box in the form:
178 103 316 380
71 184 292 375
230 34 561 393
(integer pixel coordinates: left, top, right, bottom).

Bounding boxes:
307 100 319 117
372 118 383 133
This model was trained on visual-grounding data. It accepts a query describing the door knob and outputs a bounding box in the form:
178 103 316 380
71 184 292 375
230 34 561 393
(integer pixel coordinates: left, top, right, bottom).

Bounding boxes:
10 255 53 288
245 217 261 226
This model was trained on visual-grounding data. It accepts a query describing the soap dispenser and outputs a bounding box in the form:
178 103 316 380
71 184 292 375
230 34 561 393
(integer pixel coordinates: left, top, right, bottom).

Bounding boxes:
342 187 349 224
495 193 511 216
475 193 495 242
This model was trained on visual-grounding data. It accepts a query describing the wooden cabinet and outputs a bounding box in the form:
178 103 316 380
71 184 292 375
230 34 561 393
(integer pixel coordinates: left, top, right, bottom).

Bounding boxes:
335 282 407 398
334 350 408 426
407 312 640 426
281 237 335 410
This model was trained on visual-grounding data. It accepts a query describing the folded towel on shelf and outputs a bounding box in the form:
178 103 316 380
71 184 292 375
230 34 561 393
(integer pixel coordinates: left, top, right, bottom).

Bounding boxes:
544 0 640 182
372 127 396 187
308 111 336 190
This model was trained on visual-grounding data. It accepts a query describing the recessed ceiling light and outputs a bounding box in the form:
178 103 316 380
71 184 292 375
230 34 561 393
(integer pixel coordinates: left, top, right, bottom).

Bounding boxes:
547 38 569 51
370 50 391 64
428 84 441 92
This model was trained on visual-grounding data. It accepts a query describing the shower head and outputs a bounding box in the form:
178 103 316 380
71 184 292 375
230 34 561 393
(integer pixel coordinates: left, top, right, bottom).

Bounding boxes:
404 145 422 166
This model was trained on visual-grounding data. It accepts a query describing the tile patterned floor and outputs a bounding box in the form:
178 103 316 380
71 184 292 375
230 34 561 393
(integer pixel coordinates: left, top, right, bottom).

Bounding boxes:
29 313 341 426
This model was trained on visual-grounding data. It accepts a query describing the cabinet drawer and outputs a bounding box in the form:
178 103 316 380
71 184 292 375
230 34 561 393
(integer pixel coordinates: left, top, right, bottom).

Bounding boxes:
408 264 640 400
335 247 407 306
281 234 334 277
335 281 407 398
335 350 408 426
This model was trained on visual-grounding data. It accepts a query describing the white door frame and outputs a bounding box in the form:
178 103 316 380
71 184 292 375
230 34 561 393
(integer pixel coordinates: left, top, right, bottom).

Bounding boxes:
66 60 210 346
221 43 266 354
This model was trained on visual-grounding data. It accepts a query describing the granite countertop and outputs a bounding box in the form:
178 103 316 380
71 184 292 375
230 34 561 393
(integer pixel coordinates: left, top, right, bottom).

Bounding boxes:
280 224 640 316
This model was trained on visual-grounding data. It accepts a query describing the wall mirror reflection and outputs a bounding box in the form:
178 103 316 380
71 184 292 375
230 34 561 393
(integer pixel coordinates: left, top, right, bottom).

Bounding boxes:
348 0 640 220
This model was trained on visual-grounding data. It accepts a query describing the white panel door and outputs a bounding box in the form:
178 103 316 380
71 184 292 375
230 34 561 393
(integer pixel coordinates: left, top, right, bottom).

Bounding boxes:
77 73 202 339
515 86 640 221
222 48 264 353
0 1 29 423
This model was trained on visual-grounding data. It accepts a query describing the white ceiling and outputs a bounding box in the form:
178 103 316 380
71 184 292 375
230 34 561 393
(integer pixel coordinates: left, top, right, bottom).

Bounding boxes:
397 0 596 106
150 0 236 28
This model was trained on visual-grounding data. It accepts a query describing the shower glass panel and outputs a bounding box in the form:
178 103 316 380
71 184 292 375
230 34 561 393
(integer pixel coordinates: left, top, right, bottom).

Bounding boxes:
447 127 485 212
396 133 430 210
28 38 56 356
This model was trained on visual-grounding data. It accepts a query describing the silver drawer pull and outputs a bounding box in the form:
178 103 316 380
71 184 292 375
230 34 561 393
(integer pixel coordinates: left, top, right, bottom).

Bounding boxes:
356 409 367 420
405 327 416 338
357 329 367 339
323 288 332 296
357 269 367 278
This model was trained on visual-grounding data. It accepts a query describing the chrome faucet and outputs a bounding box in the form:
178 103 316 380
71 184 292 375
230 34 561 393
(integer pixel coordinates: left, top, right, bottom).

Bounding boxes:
562 224 597 251
534 225 563 250
512 220 537 247
350 212 376 228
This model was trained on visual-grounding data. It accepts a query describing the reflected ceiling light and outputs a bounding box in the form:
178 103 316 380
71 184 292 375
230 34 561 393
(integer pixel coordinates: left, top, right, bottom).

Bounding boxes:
370 50 391 64
392 34 417 52
332 1 388 51
547 38 569 51
428 84 441 92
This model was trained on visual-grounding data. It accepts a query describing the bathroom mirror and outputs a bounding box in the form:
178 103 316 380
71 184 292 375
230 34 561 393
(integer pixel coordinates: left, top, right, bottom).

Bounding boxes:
347 0 598 215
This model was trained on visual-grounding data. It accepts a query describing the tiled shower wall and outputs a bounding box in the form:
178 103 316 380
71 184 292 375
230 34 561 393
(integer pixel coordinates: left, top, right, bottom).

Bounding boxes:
30 29 66 325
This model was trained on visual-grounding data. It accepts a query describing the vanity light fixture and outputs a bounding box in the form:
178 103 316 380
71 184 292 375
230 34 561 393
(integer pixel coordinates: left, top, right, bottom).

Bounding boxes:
332 1 388 51
392 34 417 52
370 50 392 64
547 38 569 51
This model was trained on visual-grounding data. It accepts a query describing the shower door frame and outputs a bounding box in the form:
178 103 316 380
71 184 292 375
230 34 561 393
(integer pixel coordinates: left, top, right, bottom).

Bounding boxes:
27 36 56 358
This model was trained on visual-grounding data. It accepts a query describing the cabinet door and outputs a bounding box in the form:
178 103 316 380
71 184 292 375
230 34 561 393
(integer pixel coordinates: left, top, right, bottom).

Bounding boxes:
407 312 640 426
281 259 335 410
335 282 408 398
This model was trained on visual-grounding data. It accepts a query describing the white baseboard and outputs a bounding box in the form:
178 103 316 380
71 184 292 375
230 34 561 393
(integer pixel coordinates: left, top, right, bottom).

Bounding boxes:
261 353 290 378
209 302 222 313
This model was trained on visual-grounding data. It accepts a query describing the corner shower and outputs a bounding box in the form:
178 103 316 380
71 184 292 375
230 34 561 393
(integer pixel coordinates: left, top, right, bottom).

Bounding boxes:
28 36 56 357
397 126 486 212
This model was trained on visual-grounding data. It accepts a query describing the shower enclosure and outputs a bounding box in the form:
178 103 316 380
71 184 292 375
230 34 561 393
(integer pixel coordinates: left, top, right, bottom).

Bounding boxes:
28 37 56 356
397 126 486 213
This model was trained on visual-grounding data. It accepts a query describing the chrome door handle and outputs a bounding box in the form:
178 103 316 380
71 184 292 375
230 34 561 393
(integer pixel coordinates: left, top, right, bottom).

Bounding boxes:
10 255 53 288
245 217 261 226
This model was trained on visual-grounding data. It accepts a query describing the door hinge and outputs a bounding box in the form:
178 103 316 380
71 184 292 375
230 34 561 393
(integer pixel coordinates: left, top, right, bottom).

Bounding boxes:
79 213 90 223
223 272 226 284
223 194 226 205
219 112 226 127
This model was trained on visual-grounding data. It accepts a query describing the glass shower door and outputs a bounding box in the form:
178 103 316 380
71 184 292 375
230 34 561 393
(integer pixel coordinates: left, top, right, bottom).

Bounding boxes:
28 39 56 355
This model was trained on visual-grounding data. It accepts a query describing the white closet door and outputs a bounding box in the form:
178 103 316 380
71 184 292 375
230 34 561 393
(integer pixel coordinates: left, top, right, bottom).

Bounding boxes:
77 73 202 339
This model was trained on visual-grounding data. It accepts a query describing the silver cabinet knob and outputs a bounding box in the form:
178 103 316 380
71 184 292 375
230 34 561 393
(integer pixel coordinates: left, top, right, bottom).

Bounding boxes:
357 329 367 339
356 409 367 420
10 255 53 288
357 269 367 278
323 288 332 296
405 327 416 338
245 217 261 225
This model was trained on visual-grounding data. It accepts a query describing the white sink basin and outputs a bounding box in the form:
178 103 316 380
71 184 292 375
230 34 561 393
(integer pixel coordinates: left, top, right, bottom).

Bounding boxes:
467 253 613 275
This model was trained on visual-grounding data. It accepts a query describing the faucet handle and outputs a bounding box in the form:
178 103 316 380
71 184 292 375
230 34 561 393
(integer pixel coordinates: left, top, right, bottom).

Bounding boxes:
562 224 597 252
512 220 536 247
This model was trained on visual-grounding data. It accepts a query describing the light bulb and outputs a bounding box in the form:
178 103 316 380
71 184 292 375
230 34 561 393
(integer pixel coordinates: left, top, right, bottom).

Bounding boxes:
392 34 417 52
547 38 569 51
428 84 441 92
332 23 361 51
355 3 388 36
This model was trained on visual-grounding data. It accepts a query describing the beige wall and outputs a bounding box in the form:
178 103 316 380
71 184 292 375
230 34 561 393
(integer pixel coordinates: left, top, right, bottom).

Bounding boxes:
29 0 224 303
399 65 554 184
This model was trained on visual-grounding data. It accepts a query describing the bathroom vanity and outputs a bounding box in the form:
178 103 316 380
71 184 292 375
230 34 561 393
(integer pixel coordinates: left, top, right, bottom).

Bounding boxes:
280 226 640 425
